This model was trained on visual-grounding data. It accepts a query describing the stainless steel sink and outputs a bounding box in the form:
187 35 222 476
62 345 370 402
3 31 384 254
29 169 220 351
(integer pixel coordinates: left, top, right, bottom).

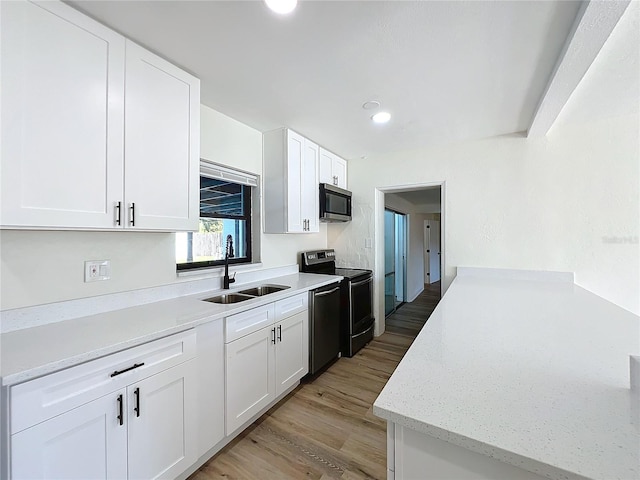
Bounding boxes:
202 293 255 304
238 284 290 297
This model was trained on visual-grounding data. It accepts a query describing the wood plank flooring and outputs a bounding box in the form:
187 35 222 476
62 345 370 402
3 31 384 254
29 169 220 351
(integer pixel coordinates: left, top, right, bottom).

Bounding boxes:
384 282 441 337
189 333 414 480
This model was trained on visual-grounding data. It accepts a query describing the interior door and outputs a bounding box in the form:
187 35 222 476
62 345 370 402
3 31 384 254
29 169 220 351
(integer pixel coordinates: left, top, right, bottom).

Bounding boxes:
394 213 406 305
426 220 441 283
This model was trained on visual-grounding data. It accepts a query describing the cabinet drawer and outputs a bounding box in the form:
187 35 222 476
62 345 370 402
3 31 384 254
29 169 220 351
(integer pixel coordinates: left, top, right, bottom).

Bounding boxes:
275 292 308 321
225 303 276 343
10 329 196 434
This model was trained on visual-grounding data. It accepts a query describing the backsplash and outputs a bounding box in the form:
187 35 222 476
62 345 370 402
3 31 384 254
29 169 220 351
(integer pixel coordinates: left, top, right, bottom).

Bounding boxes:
0 264 298 333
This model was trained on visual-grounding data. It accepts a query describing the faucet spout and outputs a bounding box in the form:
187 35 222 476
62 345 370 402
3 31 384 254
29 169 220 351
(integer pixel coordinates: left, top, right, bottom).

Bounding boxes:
223 235 236 289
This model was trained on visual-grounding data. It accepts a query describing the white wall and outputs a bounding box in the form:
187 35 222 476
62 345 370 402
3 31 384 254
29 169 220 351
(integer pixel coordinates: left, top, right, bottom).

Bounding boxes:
0 105 327 310
329 114 640 329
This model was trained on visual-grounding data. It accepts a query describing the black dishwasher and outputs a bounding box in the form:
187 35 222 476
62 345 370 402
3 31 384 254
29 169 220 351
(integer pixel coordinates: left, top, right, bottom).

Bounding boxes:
308 282 341 374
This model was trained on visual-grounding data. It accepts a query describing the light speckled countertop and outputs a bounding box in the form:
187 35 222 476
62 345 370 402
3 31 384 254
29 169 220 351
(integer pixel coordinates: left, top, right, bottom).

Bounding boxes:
1 273 340 386
374 269 640 480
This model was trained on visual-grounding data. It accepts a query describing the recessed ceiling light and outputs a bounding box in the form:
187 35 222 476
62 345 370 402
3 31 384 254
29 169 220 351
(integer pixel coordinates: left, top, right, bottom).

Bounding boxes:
362 100 380 110
264 0 297 14
371 111 391 124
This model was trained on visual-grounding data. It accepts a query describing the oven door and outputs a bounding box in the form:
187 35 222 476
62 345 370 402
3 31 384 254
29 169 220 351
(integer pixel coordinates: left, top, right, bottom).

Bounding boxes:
350 274 373 334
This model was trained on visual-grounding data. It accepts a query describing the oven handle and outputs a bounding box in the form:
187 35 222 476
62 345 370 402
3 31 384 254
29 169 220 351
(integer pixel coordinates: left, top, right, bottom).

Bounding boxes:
352 323 374 339
350 277 372 288
314 286 340 297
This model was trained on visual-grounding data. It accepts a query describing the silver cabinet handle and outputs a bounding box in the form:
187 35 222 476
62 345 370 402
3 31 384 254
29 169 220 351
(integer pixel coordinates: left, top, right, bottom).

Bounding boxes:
315 286 340 297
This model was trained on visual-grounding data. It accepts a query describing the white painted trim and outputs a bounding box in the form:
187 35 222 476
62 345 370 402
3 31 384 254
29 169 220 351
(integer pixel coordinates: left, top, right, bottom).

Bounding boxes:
374 181 446 337
406 285 425 303
528 0 631 137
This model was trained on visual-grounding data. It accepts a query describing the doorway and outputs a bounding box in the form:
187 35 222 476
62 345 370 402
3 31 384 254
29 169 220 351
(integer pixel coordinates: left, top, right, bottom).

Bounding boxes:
384 209 407 316
373 182 445 336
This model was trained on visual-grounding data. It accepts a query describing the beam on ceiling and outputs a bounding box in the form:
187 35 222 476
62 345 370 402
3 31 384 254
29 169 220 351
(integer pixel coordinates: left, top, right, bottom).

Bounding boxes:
527 0 631 137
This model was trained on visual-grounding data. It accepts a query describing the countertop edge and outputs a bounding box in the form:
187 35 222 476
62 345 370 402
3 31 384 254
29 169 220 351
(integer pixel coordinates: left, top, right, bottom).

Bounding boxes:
372 404 590 480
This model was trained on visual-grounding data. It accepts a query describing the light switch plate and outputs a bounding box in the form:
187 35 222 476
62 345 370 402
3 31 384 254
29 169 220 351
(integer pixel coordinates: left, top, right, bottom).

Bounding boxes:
85 260 111 282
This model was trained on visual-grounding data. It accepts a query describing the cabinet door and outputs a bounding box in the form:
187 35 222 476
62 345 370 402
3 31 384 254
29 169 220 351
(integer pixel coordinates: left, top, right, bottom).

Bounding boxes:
124 41 200 232
286 130 305 233
275 311 309 396
0 0 125 229
302 139 320 233
225 327 276 435
318 148 334 185
334 156 348 189
127 360 197 480
11 390 127 480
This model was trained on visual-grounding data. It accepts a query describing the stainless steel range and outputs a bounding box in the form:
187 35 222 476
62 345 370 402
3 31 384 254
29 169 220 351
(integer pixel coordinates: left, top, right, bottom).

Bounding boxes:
301 249 374 357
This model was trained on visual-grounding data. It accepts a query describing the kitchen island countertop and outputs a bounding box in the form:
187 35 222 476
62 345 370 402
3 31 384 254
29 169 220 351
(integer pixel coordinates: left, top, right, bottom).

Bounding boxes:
374 267 639 480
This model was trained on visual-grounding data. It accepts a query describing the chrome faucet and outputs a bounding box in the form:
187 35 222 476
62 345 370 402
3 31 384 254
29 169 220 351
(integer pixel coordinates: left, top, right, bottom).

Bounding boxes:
223 234 236 289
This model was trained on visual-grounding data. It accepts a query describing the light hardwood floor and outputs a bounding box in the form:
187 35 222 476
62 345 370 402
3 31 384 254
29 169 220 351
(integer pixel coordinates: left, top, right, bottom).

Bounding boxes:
189 333 413 479
385 282 441 337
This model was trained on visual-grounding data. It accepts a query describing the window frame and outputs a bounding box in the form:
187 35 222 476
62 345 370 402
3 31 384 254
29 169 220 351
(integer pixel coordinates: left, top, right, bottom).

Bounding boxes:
176 164 256 272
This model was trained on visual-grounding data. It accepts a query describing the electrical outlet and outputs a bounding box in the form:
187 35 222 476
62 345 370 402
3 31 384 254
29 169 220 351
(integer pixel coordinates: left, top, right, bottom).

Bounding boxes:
85 260 111 282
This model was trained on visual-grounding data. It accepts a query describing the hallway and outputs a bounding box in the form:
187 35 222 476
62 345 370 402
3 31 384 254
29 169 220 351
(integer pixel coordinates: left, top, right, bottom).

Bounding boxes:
385 282 441 337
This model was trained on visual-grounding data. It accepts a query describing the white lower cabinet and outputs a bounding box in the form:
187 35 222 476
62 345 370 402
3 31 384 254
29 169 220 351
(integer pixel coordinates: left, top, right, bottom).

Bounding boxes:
225 293 309 435
11 390 128 479
225 326 277 434
275 311 308 394
8 330 197 480
127 361 196 480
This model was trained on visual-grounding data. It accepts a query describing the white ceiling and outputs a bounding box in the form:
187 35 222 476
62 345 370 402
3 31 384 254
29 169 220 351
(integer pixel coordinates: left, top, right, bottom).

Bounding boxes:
70 0 586 159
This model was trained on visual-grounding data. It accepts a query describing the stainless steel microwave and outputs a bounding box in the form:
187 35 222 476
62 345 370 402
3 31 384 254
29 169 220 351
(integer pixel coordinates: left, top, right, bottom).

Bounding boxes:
319 183 352 222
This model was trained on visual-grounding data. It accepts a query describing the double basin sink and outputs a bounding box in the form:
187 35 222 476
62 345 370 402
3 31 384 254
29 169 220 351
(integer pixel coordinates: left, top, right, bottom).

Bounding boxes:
203 284 290 304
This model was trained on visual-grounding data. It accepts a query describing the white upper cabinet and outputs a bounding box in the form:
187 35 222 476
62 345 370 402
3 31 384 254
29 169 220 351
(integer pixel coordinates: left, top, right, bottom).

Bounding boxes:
124 41 199 231
0 0 199 231
0 0 125 229
319 148 348 189
264 128 319 233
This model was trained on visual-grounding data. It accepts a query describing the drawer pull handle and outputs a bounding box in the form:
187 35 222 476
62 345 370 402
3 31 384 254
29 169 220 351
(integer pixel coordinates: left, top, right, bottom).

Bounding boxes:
130 202 136 226
134 387 141 417
115 201 122 226
277 324 282 342
271 327 276 344
110 362 145 377
117 394 124 426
